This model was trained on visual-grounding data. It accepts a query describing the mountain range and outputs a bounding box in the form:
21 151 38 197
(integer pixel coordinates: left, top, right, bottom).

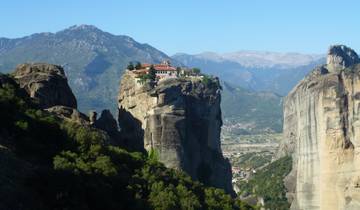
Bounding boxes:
0 25 176 113
173 52 325 95
0 25 322 133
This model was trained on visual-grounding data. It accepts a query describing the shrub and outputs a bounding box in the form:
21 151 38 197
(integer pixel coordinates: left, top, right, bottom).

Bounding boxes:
192 68 201 75
135 62 142 70
127 62 135 70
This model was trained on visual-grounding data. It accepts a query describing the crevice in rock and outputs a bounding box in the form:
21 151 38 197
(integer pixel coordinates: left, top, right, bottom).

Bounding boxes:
338 72 354 149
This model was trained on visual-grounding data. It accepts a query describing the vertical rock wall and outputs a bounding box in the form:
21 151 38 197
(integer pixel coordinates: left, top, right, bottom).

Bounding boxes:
279 45 360 210
118 71 234 194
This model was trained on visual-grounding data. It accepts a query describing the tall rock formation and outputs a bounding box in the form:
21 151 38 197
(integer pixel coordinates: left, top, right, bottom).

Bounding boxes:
94 109 121 144
118 71 234 194
12 63 77 109
10 63 121 144
279 45 360 210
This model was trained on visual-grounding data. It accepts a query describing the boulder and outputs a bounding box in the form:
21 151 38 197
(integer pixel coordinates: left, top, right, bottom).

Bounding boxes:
45 106 89 125
12 63 77 109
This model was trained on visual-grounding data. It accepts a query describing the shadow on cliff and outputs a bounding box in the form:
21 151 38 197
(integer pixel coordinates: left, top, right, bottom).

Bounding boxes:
118 107 145 152
174 94 235 196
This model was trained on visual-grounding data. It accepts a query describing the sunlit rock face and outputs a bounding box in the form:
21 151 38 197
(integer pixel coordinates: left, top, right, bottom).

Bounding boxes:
279 45 360 210
118 70 234 194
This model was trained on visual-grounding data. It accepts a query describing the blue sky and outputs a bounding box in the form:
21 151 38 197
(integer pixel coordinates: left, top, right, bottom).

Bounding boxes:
0 0 359 55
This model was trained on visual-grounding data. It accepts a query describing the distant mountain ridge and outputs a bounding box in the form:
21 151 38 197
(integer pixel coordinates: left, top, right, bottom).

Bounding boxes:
0 25 320 135
0 24 177 113
173 52 325 95
174 51 324 69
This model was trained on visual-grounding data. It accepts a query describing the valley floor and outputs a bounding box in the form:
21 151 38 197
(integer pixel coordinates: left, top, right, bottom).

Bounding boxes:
221 133 281 188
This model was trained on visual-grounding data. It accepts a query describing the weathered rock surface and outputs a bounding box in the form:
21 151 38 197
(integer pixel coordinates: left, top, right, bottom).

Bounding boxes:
118 71 233 194
12 63 77 109
45 105 89 125
278 45 360 210
10 63 120 145
327 45 360 72
94 109 121 144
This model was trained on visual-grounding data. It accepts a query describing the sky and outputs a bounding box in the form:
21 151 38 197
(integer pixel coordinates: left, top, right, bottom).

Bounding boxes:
0 0 359 55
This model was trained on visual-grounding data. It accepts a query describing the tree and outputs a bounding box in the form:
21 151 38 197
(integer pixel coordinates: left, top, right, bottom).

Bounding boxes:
135 62 142 70
127 62 135 70
192 68 201 75
149 65 157 81
176 67 181 76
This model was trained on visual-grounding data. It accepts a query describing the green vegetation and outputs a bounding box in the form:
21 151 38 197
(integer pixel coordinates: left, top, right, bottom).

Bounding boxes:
0 75 253 210
237 156 292 210
148 65 157 81
176 67 181 76
136 73 153 84
135 62 142 70
127 62 135 70
202 75 211 85
201 75 220 89
192 68 201 75
221 82 283 135
137 65 157 84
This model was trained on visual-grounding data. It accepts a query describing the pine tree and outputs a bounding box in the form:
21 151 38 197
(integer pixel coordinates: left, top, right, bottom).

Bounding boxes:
127 62 134 70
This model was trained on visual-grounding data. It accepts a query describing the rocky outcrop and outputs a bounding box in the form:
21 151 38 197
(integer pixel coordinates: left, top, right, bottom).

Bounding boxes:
12 63 77 109
94 110 121 144
118 71 233 194
45 106 89 125
10 63 121 145
327 45 360 72
279 45 360 210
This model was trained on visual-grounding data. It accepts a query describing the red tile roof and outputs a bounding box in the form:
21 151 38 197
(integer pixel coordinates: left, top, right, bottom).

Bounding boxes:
137 63 177 72
154 66 176 71
141 63 152 68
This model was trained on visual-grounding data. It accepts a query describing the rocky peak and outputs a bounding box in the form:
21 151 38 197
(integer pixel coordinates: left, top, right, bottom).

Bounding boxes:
94 109 120 139
12 63 77 109
278 46 360 209
57 24 103 35
326 45 360 72
67 24 99 31
118 71 233 195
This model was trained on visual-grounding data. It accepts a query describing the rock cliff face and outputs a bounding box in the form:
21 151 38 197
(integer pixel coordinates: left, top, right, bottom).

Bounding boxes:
94 109 121 144
12 63 77 109
9 63 121 144
118 71 233 194
279 45 360 210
